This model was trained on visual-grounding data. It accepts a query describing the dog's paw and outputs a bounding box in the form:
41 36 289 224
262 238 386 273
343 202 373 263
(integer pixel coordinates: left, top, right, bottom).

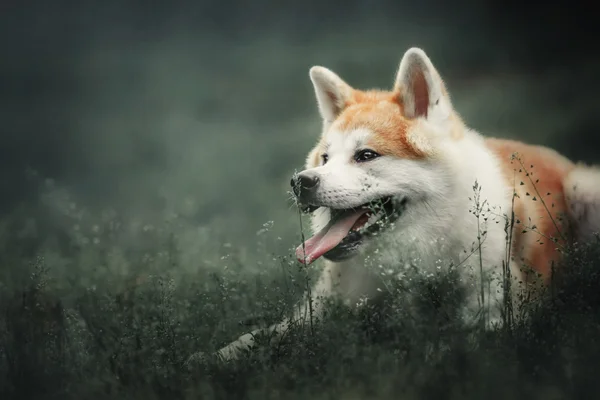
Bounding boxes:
185 351 218 371
459 306 504 331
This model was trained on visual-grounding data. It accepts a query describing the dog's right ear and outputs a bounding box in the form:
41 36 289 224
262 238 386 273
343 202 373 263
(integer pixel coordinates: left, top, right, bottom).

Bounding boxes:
394 48 454 123
309 66 353 123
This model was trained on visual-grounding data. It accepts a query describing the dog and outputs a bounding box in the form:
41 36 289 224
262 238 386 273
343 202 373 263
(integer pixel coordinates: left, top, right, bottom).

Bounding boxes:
192 47 600 363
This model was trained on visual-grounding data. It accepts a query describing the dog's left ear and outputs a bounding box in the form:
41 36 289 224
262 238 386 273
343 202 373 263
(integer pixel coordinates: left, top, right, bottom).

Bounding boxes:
394 48 453 122
309 66 353 123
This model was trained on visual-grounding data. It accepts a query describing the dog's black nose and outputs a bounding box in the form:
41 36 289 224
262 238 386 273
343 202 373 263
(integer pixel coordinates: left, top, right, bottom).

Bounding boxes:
291 173 320 197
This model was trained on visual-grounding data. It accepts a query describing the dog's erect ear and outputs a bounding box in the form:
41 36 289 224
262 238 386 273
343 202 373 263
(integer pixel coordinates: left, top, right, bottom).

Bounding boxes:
309 66 353 123
394 48 452 121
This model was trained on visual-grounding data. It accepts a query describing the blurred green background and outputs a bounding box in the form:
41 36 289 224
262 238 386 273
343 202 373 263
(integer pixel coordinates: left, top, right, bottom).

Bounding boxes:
2 1 598 281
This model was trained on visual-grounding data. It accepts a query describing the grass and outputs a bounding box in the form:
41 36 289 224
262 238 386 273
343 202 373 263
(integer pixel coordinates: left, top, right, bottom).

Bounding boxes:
2 181 600 400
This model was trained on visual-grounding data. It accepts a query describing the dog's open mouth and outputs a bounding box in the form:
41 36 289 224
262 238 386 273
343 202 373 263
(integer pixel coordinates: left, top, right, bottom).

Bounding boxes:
295 196 406 264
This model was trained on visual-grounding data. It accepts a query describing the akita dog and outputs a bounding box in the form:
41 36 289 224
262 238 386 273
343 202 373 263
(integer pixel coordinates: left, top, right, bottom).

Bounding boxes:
196 47 600 363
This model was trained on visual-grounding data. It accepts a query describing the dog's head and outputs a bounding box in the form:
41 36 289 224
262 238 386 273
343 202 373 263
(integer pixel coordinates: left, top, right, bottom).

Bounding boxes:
292 47 466 264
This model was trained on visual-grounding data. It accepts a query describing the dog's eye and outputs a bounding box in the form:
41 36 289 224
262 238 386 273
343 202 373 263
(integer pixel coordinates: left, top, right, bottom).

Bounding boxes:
321 154 329 165
355 149 380 163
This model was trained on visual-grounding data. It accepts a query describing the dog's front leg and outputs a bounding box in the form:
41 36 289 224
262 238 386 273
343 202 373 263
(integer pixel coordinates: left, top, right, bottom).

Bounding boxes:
193 265 336 364
460 267 506 329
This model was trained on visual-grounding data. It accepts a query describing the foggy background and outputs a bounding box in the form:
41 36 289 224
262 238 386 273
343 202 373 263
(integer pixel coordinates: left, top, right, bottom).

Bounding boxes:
1 0 598 280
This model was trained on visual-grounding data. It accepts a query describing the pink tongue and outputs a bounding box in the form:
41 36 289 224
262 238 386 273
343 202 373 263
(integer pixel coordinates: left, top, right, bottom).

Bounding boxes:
295 209 369 264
